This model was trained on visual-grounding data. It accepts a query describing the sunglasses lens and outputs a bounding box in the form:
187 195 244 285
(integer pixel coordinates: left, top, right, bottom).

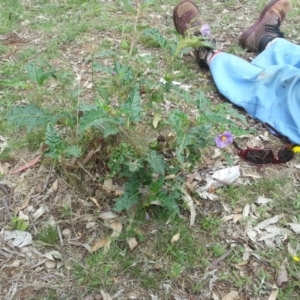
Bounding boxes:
245 149 274 164
278 147 294 163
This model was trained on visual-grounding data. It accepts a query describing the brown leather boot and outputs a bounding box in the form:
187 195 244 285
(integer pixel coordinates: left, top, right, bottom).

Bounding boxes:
239 0 291 53
173 0 216 67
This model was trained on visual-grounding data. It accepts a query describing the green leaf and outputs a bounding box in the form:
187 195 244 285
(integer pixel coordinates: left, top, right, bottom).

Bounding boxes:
142 0 155 7
230 126 256 136
114 175 140 212
222 150 234 167
147 150 165 176
137 24 152 31
26 60 56 86
160 195 179 213
7 103 56 132
64 145 81 158
44 123 65 160
142 28 168 49
94 50 118 58
195 91 212 110
78 109 122 135
92 63 113 74
108 143 134 176
149 176 164 195
0 79 25 88
168 110 188 129
173 36 216 57
97 87 110 103
121 85 141 122
113 61 135 85
222 105 248 125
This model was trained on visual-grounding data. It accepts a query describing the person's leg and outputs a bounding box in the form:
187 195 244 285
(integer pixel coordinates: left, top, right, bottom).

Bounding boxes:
239 0 291 53
208 53 300 144
251 38 300 69
239 0 299 67
172 0 217 68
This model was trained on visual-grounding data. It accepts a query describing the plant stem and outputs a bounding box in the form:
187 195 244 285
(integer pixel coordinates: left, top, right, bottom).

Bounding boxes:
129 0 142 56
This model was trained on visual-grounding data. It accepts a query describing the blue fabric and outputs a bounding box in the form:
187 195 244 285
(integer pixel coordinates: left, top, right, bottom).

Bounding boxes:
209 38 300 144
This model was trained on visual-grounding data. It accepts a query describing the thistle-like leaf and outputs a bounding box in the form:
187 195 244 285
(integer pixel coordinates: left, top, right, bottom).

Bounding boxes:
78 109 122 135
114 175 140 212
142 28 168 49
146 150 165 176
7 103 56 132
173 36 216 57
121 85 141 123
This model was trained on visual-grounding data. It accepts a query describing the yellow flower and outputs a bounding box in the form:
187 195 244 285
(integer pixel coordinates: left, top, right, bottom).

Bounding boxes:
293 256 300 262
292 146 300 153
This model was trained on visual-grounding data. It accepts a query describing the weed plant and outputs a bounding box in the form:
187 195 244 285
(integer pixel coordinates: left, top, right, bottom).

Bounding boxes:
5 6 249 215
8 216 29 231
37 225 59 245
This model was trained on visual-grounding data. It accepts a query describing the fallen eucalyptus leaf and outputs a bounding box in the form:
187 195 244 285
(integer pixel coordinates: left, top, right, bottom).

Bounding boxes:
255 215 283 230
127 237 138 251
268 284 278 300
171 232 180 243
99 211 117 220
2 230 32 247
221 290 239 300
92 238 111 252
276 259 288 287
182 189 196 227
100 290 112 300
256 196 273 205
287 223 300 234
110 220 122 237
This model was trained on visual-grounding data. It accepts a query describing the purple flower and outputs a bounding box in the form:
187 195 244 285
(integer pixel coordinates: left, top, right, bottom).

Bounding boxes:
111 71 117 76
215 131 234 148
200 24 210 36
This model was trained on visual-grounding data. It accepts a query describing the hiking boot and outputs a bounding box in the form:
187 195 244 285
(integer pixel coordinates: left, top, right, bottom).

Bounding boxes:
239 0 291 53
173 0 216 68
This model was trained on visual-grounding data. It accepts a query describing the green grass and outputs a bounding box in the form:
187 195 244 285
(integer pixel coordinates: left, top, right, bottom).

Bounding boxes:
37 225 60 245
73 215 213 293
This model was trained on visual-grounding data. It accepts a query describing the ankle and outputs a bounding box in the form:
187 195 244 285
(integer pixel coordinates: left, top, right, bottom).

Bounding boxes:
265 37 280 49
206 50 222 65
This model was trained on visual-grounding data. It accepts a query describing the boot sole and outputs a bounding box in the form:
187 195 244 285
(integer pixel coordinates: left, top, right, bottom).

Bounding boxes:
238 0 280 48
173 0 201 35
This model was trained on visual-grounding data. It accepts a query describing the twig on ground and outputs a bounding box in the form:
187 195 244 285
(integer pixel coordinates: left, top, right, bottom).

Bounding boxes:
57 224 64 247
0 184 12 221
209 249 233 270
43 163 54 192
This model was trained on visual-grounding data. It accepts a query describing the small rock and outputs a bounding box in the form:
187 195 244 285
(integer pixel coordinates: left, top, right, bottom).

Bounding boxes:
62 228 71 237
153 263 162 270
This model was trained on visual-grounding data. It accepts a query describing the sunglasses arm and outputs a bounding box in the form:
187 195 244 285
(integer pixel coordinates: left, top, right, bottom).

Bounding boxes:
232 141 243 151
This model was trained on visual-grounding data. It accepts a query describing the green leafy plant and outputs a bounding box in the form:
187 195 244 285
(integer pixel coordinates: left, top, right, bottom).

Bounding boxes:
9 216 29 231
6 29 250 214
26 60 57 86
59 203 72 218
44 123 81 160
37 225 59 245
